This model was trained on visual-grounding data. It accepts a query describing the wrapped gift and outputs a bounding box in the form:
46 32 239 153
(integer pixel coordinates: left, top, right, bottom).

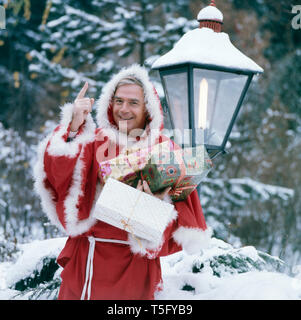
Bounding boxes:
93 177 175 243
98 141 213 202
98 140 173 186
123 141 184 193
130 144 213 201
167 144 213 201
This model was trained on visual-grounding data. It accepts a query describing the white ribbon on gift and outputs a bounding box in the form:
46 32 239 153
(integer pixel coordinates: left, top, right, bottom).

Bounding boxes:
80 236 130 300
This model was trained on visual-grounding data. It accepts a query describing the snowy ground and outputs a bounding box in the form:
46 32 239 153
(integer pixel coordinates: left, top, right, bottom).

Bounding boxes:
159 258 301 300
157 238 301 300
1 237 301 300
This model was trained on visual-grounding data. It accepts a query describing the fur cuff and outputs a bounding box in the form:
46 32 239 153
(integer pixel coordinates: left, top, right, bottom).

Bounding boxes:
47 103 96 158
127 235 158 258
128 206 178 259
173 226 212 255
162 193 173 204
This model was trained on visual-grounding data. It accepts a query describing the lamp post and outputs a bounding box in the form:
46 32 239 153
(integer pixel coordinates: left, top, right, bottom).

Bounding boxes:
152 0 263 159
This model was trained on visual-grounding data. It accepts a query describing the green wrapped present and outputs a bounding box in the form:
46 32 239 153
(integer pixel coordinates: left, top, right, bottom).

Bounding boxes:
98 141 213 202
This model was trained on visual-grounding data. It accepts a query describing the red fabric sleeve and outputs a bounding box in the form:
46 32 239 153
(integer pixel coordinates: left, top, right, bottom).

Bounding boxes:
174 189 207 230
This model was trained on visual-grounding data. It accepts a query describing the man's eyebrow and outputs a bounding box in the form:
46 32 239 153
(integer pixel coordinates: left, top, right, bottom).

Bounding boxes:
113 96 140 102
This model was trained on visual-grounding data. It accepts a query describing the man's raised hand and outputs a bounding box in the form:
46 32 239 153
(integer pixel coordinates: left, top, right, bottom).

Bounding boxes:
70 81 95 132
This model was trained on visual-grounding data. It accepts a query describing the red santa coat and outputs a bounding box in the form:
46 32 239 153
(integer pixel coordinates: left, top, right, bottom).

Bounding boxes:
33 64 212 300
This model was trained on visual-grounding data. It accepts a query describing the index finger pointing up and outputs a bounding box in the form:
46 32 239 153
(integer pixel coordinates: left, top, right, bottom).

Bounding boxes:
76 81 88 99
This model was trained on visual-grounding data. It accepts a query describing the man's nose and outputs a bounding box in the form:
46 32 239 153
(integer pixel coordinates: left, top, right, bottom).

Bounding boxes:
119 102 130 113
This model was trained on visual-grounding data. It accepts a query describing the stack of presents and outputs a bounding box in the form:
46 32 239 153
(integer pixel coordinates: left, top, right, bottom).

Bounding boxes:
93 139 213 244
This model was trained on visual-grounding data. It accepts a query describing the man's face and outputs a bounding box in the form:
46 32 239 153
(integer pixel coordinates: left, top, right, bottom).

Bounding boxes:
112 84 147 135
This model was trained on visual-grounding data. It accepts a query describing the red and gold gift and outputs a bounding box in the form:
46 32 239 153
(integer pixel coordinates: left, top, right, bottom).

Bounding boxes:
98 141 213 202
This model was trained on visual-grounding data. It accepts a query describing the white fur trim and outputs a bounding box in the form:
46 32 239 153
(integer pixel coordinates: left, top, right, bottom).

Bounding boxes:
162 194 173 204
127 205 178 258
173 226 213 255
47 103 96 158
95 64 163 149
63 151 98 237
33 135 66 233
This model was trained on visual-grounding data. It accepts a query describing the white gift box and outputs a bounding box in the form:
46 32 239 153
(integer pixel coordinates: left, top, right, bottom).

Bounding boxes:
93 178 175 243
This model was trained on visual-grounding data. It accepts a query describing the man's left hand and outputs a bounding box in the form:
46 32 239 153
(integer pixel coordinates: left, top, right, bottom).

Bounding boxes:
136 180 171 201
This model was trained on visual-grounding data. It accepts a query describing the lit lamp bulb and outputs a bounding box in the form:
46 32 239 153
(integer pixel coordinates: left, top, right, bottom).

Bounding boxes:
198 78 208 129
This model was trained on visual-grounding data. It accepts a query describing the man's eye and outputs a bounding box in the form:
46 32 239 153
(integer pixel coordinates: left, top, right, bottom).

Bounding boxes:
130 101 138 106
115 99 123 104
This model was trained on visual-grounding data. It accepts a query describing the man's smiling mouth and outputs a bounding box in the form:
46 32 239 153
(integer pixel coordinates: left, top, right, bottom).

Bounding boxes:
119 116 134 121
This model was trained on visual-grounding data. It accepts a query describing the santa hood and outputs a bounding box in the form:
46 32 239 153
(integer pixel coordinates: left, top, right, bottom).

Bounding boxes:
95 64 164 148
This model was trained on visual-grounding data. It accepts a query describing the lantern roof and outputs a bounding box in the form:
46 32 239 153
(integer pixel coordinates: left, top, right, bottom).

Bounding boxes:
152 1 263 74
152 27 263 74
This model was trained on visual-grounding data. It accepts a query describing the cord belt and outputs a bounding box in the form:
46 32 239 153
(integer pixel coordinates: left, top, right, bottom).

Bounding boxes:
80 236 130 300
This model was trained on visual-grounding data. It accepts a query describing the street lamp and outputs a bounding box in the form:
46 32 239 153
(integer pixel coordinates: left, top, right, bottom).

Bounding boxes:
152 0 263 159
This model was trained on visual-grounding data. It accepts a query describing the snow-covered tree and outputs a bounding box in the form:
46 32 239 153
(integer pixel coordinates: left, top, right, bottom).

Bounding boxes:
0 122 36 244
200 176 295 260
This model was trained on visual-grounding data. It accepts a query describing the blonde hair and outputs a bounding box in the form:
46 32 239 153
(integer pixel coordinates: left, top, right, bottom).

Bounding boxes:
114 76 144 95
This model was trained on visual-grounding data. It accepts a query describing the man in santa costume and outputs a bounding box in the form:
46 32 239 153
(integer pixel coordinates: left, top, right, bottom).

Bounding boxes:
33 64 212 300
